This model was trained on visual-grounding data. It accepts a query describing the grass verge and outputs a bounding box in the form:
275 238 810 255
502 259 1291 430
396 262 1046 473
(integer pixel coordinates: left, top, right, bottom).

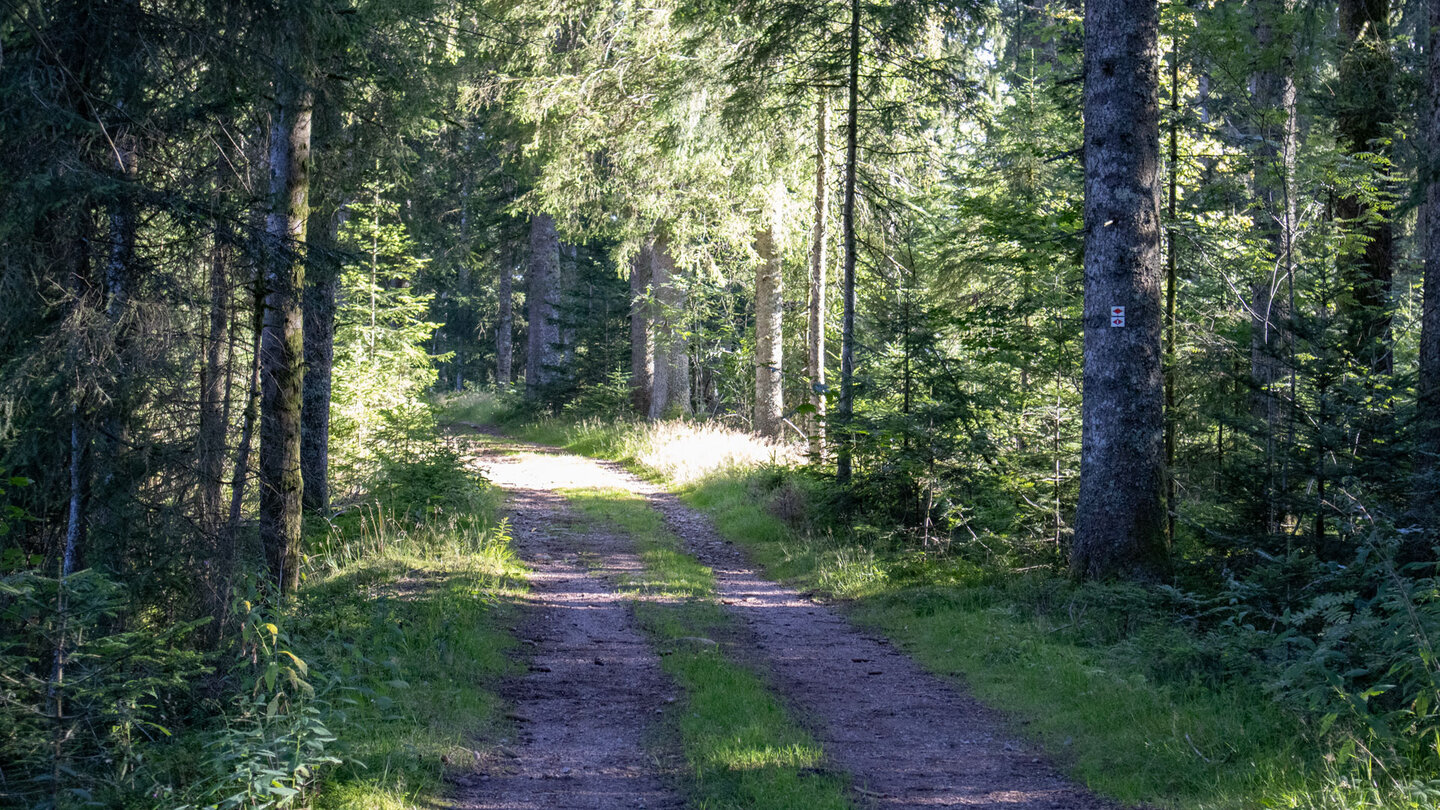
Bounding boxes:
298 456 527 809
560 485 851 810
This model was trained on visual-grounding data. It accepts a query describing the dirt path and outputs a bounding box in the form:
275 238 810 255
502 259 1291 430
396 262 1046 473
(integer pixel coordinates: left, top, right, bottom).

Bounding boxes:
457 435 1118 810
451 445 684 810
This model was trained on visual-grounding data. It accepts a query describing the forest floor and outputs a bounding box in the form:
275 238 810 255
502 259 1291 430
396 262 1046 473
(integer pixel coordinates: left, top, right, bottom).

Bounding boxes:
449 430 1120 810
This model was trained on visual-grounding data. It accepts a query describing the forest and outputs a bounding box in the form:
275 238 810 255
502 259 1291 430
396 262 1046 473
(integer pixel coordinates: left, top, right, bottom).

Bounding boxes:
3 0 1440 806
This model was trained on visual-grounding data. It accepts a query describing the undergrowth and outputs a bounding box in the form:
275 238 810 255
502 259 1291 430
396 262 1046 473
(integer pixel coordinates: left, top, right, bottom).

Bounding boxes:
0 426 522 810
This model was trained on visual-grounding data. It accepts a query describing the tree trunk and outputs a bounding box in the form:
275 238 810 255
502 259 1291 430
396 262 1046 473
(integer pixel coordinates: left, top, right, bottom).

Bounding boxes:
1071 0 1169 581
1336 0 1395 373
754 215 785 439
199 229 229 529
260 79 312 594
809 94 830 460
649 235 672 420
526 213 560 398
497 246 514 386
836 0 861 485
198 213 231 632
1248 0 1298 536
90 130 139 556
649 229 690 418
1164 39 1179 545
229 276 266 554
630 238 654 415
301 210 338 513
1413 0 1440 534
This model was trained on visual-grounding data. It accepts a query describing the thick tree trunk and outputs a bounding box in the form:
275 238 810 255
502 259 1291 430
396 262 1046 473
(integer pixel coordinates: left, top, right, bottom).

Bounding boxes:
754 218 785 438
1414 0 1440 533
836 0 861 485
301 211 338 513
809 94 829 460
260 81 312 594
497 247 514 386
1071 0 1169 581
1247 0 1298 536
1336 0 1395 373
526 213 560 398
630 239 654 415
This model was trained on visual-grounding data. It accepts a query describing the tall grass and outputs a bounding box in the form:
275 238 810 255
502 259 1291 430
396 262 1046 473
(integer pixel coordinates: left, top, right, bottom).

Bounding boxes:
295 451 525 809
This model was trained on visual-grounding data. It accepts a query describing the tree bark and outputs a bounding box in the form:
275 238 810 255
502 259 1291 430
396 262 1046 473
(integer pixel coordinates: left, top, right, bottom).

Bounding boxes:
526 213 560 398
260 79 312 594
1413 0 1440 533
198 210 231 634
754 215 784 438
649 229 691 418
1165 37 1180 545
229 276 266 555
836 0 861 485
809 94 830 460
301 210 338 513
1248 0 1298 536
1071 0 1169 581
630 238 654 415
90 129 139 556
1336 0 1395 373
497 246 514 386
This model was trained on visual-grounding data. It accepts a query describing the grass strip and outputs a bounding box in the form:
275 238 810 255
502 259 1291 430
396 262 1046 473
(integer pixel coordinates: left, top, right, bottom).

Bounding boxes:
559 486 852 810
299 485 527 809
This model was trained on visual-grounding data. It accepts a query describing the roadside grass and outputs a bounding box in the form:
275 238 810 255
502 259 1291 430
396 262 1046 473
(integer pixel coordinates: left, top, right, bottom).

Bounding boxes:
560 486 852 810
298 455 527 809
509 416 1414 810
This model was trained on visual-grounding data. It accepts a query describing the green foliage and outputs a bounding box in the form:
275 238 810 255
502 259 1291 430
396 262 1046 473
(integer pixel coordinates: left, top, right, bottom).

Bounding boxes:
0 570 207 809
183 595 341 810
330 184 445 496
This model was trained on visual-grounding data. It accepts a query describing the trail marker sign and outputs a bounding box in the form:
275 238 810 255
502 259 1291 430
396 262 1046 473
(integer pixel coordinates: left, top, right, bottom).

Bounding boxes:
1110 306 1125 327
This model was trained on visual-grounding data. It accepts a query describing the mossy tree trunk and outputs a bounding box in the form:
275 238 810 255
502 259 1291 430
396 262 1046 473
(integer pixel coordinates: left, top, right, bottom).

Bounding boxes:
260 76 312 594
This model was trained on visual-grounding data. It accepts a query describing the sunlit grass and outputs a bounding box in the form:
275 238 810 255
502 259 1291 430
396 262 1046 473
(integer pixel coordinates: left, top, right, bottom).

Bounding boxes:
521 418 802 485
561 486 852 810
300 477 527 809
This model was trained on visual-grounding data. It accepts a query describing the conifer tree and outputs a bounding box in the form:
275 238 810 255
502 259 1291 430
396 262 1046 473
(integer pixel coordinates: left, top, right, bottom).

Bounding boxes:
1071 0 1169 581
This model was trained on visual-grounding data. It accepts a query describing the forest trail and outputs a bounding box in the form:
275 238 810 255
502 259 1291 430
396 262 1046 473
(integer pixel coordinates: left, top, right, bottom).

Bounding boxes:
454 432 1119 810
